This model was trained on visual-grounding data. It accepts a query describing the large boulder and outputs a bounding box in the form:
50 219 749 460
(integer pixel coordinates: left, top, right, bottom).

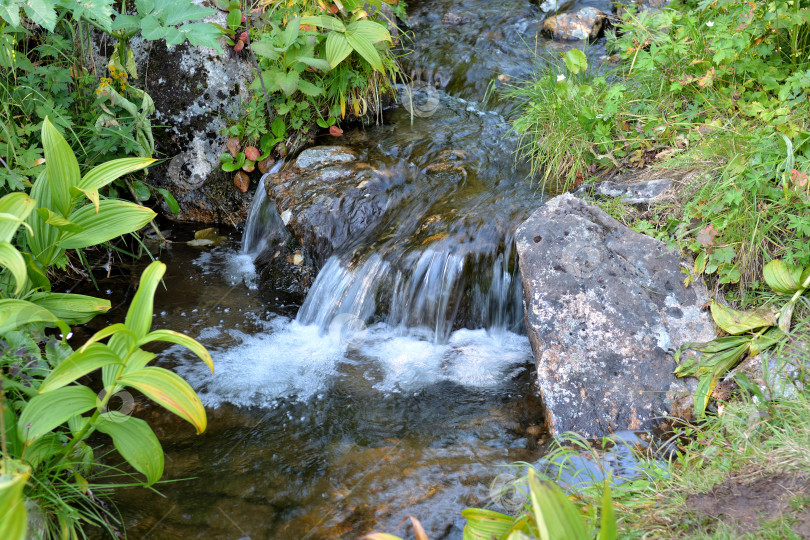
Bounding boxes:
515 194 715 437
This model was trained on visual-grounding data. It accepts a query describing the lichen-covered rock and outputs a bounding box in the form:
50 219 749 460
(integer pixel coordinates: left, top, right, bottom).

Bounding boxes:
264 146 402 267
515 194 714 437
542 7 607 41
575 179 672 207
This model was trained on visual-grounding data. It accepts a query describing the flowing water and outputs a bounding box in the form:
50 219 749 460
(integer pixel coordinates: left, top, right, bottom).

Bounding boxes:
98 0 614 537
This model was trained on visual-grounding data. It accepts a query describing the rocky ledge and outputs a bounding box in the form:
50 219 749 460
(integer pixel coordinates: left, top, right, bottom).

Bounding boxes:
516 193 715 437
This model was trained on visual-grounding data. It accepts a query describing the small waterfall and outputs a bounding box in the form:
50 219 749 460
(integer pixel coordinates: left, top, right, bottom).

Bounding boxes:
242 160 285 258
297 237 524 343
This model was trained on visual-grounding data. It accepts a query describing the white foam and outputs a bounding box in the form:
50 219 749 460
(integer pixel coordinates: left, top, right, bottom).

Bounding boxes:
172 317 532 408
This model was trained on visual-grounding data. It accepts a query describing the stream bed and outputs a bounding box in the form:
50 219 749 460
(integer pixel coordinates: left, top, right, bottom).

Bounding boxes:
90 0 615 536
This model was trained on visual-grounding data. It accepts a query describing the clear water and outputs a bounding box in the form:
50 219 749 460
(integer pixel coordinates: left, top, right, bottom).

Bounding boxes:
91 0 617 536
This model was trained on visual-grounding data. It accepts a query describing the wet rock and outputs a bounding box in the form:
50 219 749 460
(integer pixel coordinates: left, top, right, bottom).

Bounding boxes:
264 146 400 267
542 7 607 41
539 0 575 13
574 179 672 207
616 0 670 15
515 194 714 437
442 11 473 25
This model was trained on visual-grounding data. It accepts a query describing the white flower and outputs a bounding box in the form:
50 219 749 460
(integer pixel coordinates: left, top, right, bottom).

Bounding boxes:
557 74 566 82
706 21 714 27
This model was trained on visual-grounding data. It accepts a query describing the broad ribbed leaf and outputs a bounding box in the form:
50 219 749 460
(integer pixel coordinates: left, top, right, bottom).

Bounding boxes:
347 20 391 43
95 413 164 485
0 192 36 242
763 259 804 294
461 508 514 539
28 292 110 325
18 386 97 443
528 471 589 540
710 302 777 334
299 15 346 31
0 461 30 540
57 200 156 250
23 0 56 30
124 261 165 338
0 242 27 294
39 343 122 393
138 329 213 373
79 323 133 352
345 31 383 71
119 366 207 433
35 208 81 233
42 117 79 216
0 299 66 335
27 170 60 267
78 158 156 192
326 31 353 68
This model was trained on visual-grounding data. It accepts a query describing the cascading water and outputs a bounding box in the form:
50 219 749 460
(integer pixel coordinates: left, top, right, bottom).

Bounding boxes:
103 0 606 536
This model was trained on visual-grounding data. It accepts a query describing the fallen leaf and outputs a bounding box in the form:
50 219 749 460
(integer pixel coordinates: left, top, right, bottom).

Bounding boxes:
227 137 240 157
244 146 260 161
258 157 275 174
242 160 255 173
234 171 250 192
329 125 343 137
233 40 245 52
697 224 719 247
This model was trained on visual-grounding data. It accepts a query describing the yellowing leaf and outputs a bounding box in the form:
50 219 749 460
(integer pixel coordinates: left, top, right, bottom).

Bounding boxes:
119 366 207 433
710 302 777 335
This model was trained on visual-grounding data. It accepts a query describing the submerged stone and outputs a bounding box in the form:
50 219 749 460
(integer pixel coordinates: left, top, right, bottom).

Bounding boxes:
541 7 607 41
516 194 714 437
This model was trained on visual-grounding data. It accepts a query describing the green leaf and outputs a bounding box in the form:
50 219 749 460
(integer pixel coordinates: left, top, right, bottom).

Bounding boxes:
710 302 777 335
23 0 56 30
247 41 280 61
164 1 214 25
271 117 286 139
0 299 67 335
563 48 588 75
226 8 241 31
0 193 36 243
39 343 122 393
347 20 391 43
0 242 27 295
18 386 97 443
42 117 80 216
140 14 166 40
528 470 589 540
35 208 81 233
0 461 30 540
95 413 164 485
138 329 214 373
299 15 346 32
296 56 332 72
461 508 514 539
763 259 805 294
345 32 383 71
124 261 165 338
276 70 300 96
282 16 301 48
599 480 617 540
0 3 21 27
132 180 151 202
181 22 224 54
57 200 156 250
112 14 141 32
27 292 110 325
77 157 155 192
119 366 207 433
297 79 324 97
157 188 179 215
325 31 353 68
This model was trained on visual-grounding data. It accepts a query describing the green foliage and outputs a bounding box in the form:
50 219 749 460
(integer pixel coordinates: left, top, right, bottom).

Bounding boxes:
220 0 402 174
675 259 810 416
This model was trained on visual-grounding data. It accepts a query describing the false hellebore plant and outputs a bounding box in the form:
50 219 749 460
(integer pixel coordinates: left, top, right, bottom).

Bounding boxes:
675 259 810 416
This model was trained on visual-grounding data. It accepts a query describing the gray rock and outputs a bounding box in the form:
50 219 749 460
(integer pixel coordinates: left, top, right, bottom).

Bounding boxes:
575 179 672 207
539 0 576 13
294 146 361 170
542 7 607 41
264 146 399 267
515 194 714 437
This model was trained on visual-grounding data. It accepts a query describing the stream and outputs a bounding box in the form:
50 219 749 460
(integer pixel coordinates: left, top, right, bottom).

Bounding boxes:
92 0 613 537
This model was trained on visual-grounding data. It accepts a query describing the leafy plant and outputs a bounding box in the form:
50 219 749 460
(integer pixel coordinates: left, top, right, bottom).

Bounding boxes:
675 258 810 416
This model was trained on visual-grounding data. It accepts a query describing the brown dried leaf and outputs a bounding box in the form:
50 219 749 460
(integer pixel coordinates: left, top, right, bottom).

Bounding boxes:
227 137 241 157
234 171 250 192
